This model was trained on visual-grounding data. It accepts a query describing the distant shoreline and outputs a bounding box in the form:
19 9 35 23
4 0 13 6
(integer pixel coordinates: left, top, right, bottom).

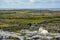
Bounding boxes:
0 8 60 11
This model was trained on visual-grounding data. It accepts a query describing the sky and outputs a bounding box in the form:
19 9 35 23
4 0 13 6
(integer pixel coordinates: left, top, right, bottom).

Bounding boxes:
0 0 60 9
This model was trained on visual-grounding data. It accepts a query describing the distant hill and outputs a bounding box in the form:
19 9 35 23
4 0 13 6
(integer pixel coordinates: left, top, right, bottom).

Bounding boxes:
0 10 60 17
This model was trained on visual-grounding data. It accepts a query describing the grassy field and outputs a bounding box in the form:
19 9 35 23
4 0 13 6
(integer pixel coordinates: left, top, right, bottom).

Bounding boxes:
0 10 60 33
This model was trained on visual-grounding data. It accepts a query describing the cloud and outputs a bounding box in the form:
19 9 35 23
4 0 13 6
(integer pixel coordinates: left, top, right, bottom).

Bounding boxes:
0 0 60 9
29 0 35 3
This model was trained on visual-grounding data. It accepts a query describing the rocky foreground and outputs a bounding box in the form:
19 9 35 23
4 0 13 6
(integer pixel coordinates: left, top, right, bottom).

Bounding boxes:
0 30 60 40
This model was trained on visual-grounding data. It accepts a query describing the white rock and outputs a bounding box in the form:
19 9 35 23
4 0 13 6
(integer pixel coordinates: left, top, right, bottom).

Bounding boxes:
39 27 49 35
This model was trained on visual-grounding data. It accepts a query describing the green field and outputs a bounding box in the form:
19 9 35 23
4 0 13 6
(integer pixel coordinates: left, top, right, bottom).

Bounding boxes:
0 10 60 33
